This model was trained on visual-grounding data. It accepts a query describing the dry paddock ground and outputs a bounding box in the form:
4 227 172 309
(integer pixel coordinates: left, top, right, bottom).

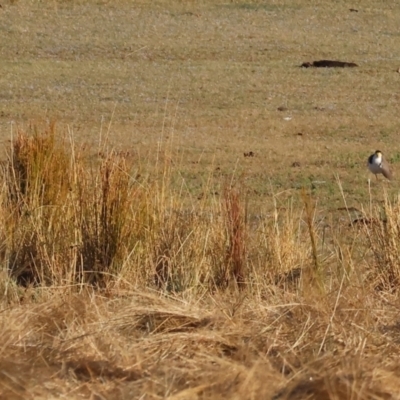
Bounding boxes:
2 1 400 399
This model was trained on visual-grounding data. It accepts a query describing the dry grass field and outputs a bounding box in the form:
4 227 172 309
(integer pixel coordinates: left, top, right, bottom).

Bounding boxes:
2 0 400 399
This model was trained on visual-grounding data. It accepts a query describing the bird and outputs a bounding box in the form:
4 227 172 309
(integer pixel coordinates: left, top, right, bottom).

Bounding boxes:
367 150 392 180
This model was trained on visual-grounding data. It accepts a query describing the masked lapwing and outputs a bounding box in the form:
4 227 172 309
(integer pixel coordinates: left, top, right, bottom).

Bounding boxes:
367 150 392 180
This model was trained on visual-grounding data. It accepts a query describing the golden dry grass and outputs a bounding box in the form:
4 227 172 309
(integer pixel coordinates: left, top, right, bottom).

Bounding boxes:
0 123 399 400
2 0 400 399
3 286 400 400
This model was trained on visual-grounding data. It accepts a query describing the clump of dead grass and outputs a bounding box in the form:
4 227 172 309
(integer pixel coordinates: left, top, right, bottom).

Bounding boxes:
0 124 149 289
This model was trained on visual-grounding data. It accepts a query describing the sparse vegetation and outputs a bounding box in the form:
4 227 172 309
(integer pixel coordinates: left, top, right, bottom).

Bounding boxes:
2 1 400 399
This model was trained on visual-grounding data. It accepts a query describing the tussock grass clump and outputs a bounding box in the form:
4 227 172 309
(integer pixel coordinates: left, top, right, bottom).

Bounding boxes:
1 125 148 288
2 123 73 286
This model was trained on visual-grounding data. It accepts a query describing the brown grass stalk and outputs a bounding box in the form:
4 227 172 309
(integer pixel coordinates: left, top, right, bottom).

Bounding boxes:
221 185 247 289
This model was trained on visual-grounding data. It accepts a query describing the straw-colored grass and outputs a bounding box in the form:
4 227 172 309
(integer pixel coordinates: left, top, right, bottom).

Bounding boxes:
1 127 400 399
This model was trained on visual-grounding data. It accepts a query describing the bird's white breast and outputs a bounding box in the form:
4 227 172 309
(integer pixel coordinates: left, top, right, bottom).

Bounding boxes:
369 155 382 173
